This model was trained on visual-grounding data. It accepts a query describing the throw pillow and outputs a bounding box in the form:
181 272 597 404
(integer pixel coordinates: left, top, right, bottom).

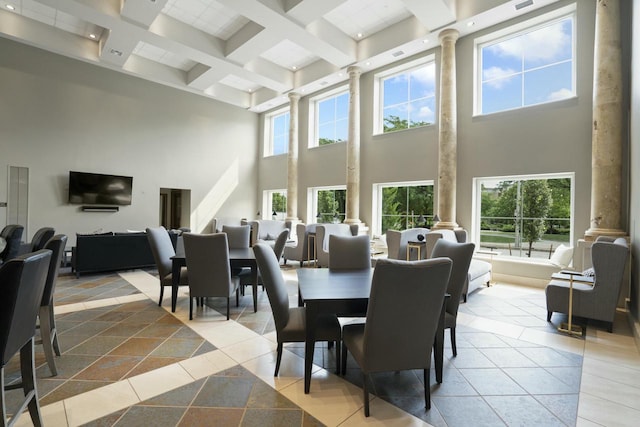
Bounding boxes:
549 244 573 268
266 233 276 240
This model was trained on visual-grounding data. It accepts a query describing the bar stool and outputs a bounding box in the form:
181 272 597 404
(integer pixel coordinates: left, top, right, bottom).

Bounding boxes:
1 249 52 427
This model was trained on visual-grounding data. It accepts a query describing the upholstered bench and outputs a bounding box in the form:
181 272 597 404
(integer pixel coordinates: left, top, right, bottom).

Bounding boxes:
464 258 492 302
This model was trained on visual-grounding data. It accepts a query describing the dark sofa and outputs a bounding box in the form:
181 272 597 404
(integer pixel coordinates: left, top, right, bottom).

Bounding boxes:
72 231 177 277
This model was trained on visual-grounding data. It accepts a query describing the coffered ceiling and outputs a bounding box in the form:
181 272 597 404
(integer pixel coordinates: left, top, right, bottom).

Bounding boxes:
0 0 559 112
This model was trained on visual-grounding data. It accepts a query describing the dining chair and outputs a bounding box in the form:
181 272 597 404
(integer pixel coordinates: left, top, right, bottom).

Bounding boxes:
38 234 67 376
1 249 52 427
239 229 289 294
0 224 24 263
29 227 55 252
146 226 188 306
253 243 342 376
222 225 251 249
341 257 452 417
328 234 371 270
430 238 475 356
183 233 239 320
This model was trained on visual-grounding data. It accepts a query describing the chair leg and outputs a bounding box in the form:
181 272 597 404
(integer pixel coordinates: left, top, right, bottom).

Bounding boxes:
450 327 457 357
334 339 341 375
236 289 239 307
189 297 193 320
226 297 230 320
21 339 43 427
547 311 552 322
423 368 431 410
274 343 283 376
608 322 613 333
363 373 370 417
158 285 164 306
50 306 61 356
39 306 58 376
341 342 348 375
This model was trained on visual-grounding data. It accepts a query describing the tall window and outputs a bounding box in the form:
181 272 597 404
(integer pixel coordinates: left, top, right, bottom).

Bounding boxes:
264 109 289 156
476 6 575 115
473 173 574 259
309 186 346 223
263 190 287 220
374 181 434 235
312 89 349 147
375 56 436 134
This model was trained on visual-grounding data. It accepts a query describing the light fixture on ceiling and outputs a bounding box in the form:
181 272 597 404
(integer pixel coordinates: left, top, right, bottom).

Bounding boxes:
467 21 475 27
356 32 363 38
338 72 343 77
292 65 297 70
422 39 429 44
6 4 15 10
109 49 123 56
515 0 534 10
365 61 371 66
89 34 97 39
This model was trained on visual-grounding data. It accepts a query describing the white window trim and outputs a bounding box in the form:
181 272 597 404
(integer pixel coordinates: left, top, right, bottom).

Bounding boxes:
471 172 575 258
263 107 289 157
262 189 287 220
372 180 434 236
473 3 577 116
308 85 349 149
306 185 347 224
373 54 436 136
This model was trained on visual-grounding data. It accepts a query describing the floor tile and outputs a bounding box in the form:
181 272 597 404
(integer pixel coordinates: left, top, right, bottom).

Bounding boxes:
177 407 244 427
504 367 579 394
459 368 527 395
191 375 255 408
432 396 506 427
112 405 186 427
484 395 565 426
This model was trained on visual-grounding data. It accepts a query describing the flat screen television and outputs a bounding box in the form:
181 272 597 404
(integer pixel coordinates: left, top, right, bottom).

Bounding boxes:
68 171 133 206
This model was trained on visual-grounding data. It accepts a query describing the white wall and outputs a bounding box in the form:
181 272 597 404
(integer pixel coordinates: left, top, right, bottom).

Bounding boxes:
0 38 259 245
630 0 640 322
257 0 596 242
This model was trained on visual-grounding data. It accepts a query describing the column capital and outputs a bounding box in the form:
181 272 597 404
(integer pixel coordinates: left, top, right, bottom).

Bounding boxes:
347 66 361 77
438 28 459 44
288 92 300 102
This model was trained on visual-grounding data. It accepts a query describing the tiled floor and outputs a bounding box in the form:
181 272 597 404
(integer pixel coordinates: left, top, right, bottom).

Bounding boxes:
5 266 640 426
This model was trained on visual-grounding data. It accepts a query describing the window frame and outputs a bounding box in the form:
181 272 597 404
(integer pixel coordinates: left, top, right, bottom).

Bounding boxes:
373 55 437 135
471 172 575 261
263 107 290 157
262 189 287 220
307 185 347 224
473 4 577 116
372 180 435 236
308 85 349 148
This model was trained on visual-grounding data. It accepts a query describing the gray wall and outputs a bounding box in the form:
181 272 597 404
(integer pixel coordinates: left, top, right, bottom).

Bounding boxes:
630 0 639 322
0 37 259 245
258 0 595 243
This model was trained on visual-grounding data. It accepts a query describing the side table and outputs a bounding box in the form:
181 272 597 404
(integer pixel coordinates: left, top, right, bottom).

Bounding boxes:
556 270 584 337
406 240 426 260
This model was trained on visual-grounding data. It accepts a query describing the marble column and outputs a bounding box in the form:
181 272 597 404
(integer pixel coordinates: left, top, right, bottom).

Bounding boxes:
585 0 625 239
286 92 299 222
433 29 460 230
345 66 362 225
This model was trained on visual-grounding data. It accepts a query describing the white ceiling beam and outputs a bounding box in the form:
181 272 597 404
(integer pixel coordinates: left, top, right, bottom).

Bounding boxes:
121 0 168 28
205 83 251 109
284 0 346 26
225 24 282 64
357 16 429 62
293 60 341 88
401 0 456 30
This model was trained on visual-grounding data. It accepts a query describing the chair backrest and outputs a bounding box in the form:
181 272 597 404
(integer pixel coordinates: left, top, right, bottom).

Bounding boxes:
41 235 67 307
0 249 52 366
30 227 55 252
591 237 629 307
146 226 176 278
0 224 24 261
222 225 251 249
272 228 290 260
362 257 452 373
430 238 475 317
329 234 371 270
183 233 234 298
385 228 429 260
253 243 290 336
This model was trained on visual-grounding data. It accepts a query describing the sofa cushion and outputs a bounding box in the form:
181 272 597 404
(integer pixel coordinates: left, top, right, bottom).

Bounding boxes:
549 244 573 268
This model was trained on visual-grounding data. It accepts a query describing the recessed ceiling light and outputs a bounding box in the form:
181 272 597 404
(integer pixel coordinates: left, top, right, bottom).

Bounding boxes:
292 65 297 70
338 72 343 77
422 39 429 44
365 61 371 66
89 34 97 39
467 21 475 27
356 32 363 38
6 4 15 10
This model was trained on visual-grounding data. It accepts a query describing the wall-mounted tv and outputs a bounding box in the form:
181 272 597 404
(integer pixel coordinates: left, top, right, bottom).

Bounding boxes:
68 171 133 206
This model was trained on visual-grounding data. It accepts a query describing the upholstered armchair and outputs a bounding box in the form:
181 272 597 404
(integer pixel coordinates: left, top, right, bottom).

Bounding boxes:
546 236 629 332
316 223 359 268
245 219 292 247
386 228 430 260
283 223 318 267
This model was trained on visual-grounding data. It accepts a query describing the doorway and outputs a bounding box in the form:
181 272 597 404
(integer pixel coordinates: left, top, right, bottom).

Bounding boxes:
159 188 191 230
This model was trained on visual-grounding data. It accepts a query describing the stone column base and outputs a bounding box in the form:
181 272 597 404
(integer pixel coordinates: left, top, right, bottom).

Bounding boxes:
584 227 627 241
431 221 460 230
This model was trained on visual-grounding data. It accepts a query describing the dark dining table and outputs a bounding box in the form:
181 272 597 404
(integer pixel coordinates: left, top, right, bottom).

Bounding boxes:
297 268 447 394
171 247 259 313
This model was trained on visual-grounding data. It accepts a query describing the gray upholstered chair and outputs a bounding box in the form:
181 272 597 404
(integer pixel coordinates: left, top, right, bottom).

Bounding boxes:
1 249 52 427
183 233 239 320
385 227 429 260
146 226 188 306
341 257 452 417
316 223 359 267
546 236 629 332
0 224 24 263
253 243 342 376
239 229 289 293
29 227 55 252
283 223 318 267
38 234 67 376
245 219 292 247
430 238 475 356
221 225 251 249
328 234 371 270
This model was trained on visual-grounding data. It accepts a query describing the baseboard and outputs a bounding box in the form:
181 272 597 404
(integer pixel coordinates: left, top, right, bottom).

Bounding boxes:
627 308 640 353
